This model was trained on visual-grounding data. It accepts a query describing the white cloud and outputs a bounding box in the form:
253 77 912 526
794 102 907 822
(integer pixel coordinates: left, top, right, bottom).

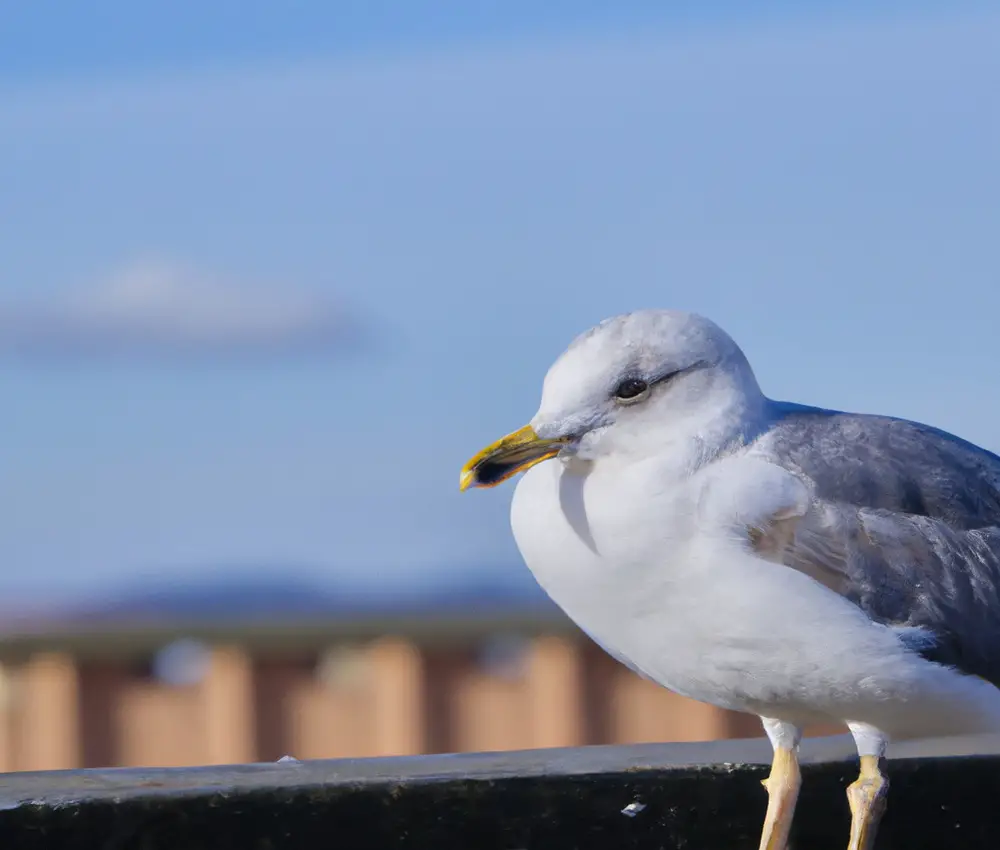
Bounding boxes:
0 259 360 360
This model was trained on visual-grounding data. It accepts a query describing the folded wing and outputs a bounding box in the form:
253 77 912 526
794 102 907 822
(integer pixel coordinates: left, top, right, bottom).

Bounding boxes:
753 402 1000 686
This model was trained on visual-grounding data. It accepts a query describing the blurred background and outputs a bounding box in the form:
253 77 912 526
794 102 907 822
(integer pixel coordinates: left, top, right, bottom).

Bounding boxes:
0 1 998 771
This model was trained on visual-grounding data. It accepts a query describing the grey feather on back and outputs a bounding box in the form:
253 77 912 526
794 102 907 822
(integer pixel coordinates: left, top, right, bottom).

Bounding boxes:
756 401 1000 687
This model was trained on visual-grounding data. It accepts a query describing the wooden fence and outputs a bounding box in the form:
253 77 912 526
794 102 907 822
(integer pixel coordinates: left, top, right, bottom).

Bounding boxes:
0 613 811 772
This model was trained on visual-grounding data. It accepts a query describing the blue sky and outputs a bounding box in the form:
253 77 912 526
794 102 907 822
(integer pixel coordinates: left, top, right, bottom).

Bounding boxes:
0 1 963 81
1 2 998 605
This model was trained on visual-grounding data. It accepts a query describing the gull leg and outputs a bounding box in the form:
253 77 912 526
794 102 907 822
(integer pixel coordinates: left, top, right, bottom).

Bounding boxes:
846 722 889 850
758 718 803 850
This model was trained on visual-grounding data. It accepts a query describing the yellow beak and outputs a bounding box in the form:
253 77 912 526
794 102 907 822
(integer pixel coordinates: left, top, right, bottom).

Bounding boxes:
459 425 570 491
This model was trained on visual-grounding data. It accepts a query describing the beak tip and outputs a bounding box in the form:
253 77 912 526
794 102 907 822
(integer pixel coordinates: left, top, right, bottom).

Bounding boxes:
458 468 476 492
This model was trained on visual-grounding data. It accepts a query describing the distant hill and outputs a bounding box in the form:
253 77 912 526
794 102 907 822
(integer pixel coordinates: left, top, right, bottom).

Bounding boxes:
1 568 559 631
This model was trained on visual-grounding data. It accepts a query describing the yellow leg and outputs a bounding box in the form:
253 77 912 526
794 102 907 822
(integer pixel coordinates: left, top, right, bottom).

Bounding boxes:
846 754 889 850
758 746 802 850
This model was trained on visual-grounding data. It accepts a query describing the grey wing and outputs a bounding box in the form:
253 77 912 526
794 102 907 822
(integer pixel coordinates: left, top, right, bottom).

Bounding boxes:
753 402 1000 686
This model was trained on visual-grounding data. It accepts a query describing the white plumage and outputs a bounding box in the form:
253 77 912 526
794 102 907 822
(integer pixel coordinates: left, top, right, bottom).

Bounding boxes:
461 309 1000 850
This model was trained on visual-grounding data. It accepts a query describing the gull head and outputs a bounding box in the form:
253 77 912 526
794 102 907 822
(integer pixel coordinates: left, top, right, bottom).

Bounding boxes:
460 309 763 490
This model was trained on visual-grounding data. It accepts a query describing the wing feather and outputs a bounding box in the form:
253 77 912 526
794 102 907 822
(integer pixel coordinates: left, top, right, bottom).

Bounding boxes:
751 402 1000 685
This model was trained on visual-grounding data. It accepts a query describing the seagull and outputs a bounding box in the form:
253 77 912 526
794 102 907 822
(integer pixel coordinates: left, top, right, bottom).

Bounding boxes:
459 310 1000 850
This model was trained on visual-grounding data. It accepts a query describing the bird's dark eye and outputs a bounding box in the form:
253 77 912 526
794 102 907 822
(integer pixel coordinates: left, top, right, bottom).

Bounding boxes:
613 378 649 403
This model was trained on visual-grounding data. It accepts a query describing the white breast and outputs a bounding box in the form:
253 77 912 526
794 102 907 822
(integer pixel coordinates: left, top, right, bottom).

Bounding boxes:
511 454 737 704
509 453 1000 735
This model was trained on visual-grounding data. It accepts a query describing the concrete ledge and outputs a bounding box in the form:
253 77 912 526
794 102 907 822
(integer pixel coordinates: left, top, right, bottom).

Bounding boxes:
1 736 999 849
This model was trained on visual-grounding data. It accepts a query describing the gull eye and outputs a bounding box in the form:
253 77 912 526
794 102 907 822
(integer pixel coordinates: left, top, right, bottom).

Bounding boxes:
613 377 650 404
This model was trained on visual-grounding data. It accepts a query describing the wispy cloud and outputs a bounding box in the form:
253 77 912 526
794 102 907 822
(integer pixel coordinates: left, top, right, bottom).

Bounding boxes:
0 259 361 361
